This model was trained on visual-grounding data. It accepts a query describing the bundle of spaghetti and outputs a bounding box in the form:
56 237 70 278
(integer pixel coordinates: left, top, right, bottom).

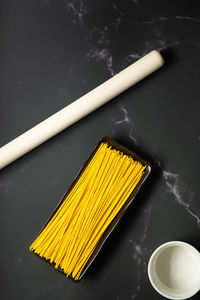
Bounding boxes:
30 142 146 280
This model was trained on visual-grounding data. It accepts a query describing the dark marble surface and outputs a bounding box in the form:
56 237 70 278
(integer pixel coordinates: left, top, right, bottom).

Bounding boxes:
1 1 200 299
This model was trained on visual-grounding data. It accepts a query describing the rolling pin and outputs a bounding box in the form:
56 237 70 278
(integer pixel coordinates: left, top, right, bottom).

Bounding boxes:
0 50 164 169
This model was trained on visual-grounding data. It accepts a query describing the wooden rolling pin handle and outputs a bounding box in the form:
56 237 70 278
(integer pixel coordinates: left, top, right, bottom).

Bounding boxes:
0 50 164 169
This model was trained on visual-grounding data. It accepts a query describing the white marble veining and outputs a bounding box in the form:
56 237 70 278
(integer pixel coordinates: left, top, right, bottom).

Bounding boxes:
142 15 200 24
112 103 137 144
64 1 190 83
128 207 152 297
176 16 200 22
87 47 114 76
129 207 152 265
84 24 115 75
162 169 200 224
65 0 88 25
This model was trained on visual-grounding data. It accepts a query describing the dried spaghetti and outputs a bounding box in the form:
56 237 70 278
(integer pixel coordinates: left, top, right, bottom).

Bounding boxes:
30 143 146 280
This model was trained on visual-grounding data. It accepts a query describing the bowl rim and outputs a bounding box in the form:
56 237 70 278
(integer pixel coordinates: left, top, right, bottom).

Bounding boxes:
148 241 200 300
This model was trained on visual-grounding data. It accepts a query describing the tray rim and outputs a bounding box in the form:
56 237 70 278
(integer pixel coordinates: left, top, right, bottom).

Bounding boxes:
30 136 151 282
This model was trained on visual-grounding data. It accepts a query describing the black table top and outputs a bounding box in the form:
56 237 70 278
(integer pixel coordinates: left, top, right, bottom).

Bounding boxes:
1 1 200 299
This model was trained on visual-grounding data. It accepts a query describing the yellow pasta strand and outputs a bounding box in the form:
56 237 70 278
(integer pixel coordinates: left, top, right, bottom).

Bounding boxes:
30 142 146 280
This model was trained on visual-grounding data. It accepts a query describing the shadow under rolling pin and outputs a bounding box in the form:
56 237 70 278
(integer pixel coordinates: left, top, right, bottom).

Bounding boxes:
0 50 164 169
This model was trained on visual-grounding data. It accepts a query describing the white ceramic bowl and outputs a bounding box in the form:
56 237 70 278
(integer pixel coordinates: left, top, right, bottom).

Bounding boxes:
148 241 200 299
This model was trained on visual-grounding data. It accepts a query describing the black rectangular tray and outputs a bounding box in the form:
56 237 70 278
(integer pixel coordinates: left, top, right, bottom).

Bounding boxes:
30 136 151 281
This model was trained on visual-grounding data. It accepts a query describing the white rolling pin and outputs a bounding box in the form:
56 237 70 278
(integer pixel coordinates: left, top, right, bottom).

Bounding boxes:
0 50 164 169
